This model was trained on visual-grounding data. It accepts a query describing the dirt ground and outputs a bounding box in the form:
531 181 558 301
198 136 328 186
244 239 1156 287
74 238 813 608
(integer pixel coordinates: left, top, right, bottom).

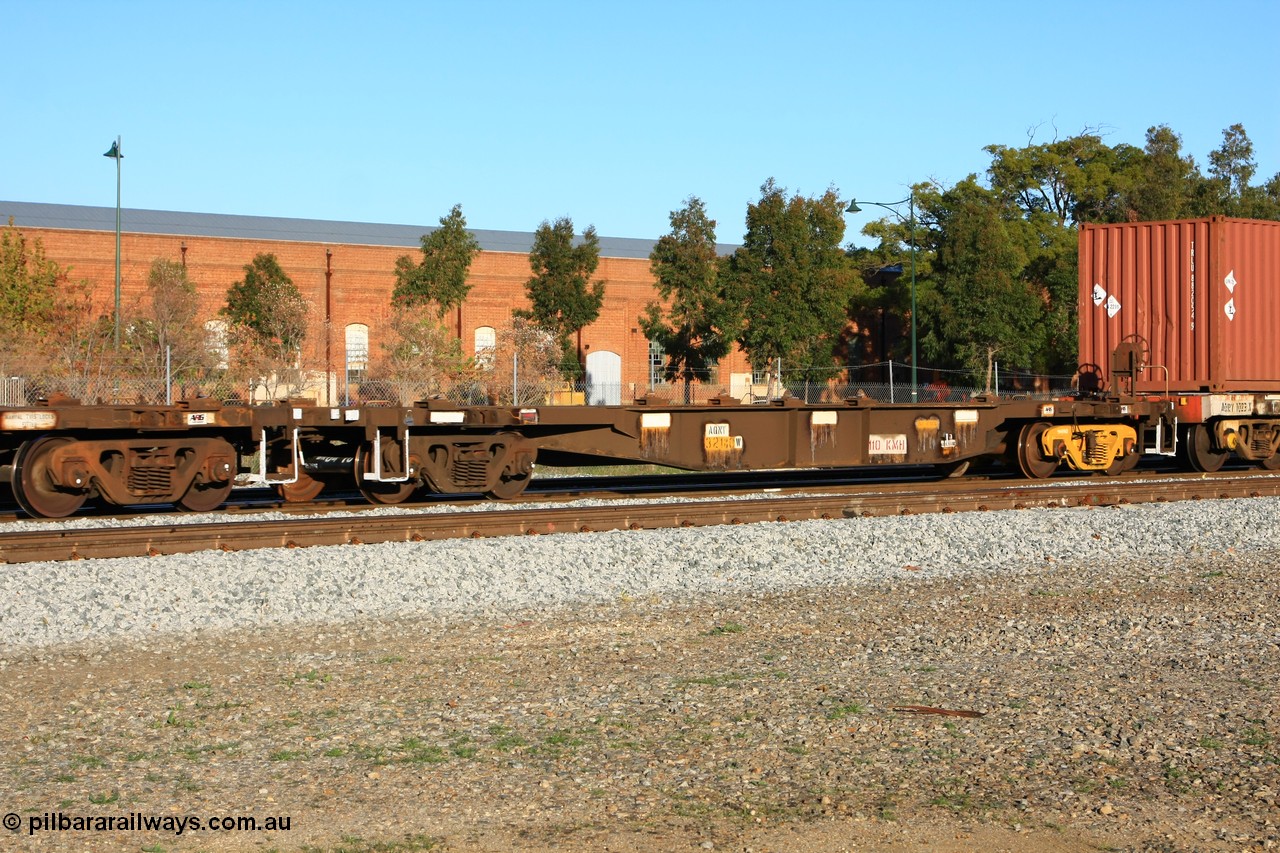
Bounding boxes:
2 550 1277 852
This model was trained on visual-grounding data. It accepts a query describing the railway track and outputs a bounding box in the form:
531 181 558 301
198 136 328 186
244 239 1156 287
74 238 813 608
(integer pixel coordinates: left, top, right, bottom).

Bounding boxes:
3 469 1278 564
0 465 947 524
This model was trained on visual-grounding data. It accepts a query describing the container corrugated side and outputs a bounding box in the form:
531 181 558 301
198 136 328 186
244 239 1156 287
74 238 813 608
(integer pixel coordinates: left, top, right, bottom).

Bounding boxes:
1078 217 1280 392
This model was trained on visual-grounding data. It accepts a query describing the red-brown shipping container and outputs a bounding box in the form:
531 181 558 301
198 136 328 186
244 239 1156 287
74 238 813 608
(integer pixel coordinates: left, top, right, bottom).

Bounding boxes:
1078 217 1280 393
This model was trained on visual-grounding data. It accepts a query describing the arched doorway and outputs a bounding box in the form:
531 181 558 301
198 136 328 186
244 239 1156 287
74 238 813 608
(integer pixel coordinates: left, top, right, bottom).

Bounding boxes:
585 350 621 405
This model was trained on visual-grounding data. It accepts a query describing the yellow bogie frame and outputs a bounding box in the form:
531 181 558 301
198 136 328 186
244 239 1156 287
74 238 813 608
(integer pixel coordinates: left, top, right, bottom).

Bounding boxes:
1039 423 1138 473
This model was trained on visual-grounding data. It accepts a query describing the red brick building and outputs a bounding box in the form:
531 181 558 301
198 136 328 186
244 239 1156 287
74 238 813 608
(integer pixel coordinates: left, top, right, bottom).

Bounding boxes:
1 201 753 403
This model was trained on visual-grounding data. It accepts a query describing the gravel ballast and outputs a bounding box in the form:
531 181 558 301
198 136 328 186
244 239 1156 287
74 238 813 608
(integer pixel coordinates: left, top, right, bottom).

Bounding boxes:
2 497 1279 650
1 498 1277 852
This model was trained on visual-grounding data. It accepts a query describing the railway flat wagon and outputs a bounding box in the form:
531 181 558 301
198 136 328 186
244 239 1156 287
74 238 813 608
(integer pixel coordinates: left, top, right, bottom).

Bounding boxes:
0 392 1164 517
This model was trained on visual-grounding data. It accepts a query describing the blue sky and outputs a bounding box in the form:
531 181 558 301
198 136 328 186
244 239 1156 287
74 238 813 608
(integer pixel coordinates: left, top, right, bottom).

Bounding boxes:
4 0 1278 245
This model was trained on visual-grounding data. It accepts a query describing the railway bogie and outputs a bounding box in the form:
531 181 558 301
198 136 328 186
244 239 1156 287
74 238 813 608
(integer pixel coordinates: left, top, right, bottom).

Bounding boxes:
1022 421 1138 477
5 430 237 518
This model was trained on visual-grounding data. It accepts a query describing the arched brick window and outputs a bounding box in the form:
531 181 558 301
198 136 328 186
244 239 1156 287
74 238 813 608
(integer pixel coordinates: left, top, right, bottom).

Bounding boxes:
474 326 496 369
345 323 370 379
204 319 229 370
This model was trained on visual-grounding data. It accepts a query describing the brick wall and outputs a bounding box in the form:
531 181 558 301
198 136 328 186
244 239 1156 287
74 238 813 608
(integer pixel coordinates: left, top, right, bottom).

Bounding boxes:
22 225 753 396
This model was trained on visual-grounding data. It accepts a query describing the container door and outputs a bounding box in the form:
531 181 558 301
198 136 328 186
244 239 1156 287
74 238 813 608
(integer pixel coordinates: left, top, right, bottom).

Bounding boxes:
1215 218 1280 388
1079 218 1211 392
1080 218 1280 392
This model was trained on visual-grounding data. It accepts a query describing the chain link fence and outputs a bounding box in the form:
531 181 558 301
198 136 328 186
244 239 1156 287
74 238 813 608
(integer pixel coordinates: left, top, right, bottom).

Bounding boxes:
1 361 1078 408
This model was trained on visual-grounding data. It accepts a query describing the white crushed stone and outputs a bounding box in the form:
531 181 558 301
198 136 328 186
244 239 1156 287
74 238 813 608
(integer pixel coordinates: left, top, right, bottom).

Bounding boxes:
1 496 1275 651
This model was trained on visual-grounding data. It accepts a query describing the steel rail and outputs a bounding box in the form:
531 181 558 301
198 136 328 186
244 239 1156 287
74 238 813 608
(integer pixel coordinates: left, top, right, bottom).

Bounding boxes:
0 467 948 524
2 472 1278 564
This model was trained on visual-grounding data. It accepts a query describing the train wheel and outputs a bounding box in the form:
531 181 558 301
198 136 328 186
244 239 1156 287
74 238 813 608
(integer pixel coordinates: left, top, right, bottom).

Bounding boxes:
354 439 420 505
1185 425 1228 473
12 436 88 518
175 442 236 512
485 449 535 500
1103 456 1129 476
1015 422 1058 479
1104 448 1141 476
177 478 233 512
1259 452 1280 471
485 470 532 500
275 468 326 502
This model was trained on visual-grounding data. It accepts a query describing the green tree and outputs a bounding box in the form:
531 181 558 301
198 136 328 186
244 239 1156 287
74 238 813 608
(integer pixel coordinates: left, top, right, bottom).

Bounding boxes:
1200 123 1280 219
1124 125 1199 221
375 307 468 404
855 123 1278 387
1208 123 1257 210
221 253 310 397
728 180 856 386
484 317 564 405
1261 173 1280 220
1019 223 1078 374
126 258 216 394
0 219 119 390
925 179 1042 388
850 185 940 372
985 130 1125 227
640 196 738 401
519 217 605 377
0 217 62 340
41 280 117 397
977 135 1111 373
222 253 308 352
392 204 480 318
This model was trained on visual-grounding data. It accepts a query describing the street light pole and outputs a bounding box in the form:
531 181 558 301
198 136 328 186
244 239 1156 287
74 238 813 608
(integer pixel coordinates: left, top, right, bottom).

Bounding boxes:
846 194 917 402
907 194 916 403
103 137 123 349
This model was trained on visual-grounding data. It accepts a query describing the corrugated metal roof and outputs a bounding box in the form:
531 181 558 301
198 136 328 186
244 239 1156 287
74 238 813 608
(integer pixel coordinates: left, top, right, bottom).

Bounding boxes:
0 200 683 260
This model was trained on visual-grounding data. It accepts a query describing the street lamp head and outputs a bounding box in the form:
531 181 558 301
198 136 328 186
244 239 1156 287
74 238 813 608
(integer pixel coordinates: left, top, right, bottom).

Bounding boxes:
103 141 122 159
845 191 918 400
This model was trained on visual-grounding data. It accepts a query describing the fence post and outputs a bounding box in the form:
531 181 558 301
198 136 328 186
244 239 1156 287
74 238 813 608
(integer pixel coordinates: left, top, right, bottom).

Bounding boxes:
889 360 895 404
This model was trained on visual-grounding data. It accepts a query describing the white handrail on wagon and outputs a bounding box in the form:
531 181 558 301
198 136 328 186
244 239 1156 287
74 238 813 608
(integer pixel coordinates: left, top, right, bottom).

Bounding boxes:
1143 415 1178 457
362 427 415 483
244 427 303 486
1143 365 1178 457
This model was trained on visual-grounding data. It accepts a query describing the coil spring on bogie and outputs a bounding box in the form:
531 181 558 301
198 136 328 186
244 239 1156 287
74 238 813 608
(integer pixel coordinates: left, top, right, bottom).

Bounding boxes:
128 467 173 495
451 458 489 488
1081 430 1110 465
